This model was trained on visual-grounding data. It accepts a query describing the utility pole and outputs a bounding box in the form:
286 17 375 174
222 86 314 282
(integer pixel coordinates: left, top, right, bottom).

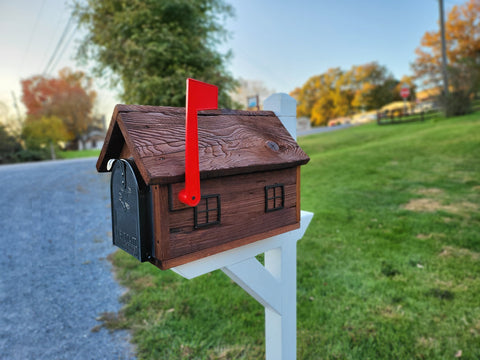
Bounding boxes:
11 91 24 134
11 91 21 122
439 0 449 97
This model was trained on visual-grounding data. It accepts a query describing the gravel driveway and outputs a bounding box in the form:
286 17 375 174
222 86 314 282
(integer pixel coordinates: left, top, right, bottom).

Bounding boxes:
0 158 135 360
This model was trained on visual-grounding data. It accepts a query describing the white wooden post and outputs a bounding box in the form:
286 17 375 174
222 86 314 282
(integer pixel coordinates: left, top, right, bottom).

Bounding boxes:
263 93 297 139
264 93 299 359
172 93 310 360
172 212 313 360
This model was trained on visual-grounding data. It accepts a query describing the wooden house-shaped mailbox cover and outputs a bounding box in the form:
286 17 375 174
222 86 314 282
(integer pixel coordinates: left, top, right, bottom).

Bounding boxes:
97 97 309 270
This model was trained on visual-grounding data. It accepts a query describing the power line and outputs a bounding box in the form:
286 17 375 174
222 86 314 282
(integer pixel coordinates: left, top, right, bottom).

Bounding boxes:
11 91 22 124
18 0 48 76
48 23 78 74
43 15 74 75
39 8 66 75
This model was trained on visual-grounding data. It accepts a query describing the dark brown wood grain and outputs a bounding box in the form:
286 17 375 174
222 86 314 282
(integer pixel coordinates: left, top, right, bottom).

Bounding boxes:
159 168 299 266
168 183 191 211
152 185 170 260
97 105 309 184
158 222 299 269
113 104 275 117
296 167 301 223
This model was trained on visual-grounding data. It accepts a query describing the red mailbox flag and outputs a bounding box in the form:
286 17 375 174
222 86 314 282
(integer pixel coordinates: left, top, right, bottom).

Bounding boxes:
178 78 218 207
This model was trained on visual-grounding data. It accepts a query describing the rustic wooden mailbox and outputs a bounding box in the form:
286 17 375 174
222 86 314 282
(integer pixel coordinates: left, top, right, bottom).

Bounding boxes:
97 79 310 270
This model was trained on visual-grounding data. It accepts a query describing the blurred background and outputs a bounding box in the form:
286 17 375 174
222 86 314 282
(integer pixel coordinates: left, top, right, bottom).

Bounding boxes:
1 0 478 162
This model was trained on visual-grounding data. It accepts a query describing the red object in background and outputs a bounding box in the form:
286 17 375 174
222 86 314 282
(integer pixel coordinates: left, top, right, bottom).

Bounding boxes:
400 87 410 99
178 79 218 207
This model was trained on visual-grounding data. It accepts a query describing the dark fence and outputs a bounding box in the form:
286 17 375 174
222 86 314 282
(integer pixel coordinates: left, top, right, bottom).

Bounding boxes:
377 98 480 125
376 109 426 125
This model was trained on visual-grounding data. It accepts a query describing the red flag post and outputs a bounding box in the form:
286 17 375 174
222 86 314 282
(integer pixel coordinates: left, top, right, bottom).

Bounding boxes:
178 78 218 207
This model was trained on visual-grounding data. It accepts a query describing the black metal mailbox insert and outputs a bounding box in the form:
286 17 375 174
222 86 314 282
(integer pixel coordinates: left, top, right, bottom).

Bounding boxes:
110 159 152 262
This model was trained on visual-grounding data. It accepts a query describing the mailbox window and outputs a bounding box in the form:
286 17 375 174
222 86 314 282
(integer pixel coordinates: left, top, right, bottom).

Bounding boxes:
265 184 284 212
194 194 221 228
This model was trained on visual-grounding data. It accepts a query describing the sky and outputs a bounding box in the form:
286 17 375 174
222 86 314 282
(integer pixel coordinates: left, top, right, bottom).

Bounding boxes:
0 0 466 120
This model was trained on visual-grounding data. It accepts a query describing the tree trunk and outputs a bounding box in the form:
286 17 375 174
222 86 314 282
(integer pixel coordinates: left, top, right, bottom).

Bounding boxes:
49 142 56 160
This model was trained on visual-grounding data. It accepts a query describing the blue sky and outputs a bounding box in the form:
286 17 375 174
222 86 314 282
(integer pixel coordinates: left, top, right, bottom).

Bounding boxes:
225 0 464 92
0 0 466 118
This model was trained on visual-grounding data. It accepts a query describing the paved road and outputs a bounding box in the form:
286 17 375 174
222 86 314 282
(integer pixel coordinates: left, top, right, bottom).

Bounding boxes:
0 158 135 360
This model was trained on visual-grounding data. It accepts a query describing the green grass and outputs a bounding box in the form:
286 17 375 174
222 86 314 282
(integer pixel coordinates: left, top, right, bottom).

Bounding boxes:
59 149 100 159
104 112 480 359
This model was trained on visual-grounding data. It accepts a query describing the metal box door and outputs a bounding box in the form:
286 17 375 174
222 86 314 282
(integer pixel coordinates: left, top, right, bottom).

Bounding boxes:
110 159 151 262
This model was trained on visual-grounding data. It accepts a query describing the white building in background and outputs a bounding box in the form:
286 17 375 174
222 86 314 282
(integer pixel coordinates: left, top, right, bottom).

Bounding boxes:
80 129 105 150
79 115 107 150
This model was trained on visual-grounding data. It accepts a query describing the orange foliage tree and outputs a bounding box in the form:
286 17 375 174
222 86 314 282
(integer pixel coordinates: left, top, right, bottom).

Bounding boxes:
21 68 97 148
294 62 401 126
412 0 480 96
346 62 401 111
295 68 345 126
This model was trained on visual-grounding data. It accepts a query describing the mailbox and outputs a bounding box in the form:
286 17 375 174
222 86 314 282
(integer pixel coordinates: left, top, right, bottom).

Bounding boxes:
110 159 152 262
97 81 309 270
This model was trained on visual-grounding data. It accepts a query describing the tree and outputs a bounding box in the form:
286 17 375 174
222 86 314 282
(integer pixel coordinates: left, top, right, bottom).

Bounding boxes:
74 0 237 108
0 101 9 128
295 67 345 126
294 62 400 126
412 0 480 114
309 68 345 126
21 68 97 148
345 62 400 111
0 100 23 137
22 116 69 158
0 124 22 164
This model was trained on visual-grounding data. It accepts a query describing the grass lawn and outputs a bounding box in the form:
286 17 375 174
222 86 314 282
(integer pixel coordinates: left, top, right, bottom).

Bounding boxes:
59 149 100 159
103 112 480 359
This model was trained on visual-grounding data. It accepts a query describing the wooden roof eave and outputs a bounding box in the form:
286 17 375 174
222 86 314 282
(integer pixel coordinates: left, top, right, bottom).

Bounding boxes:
97 105 310 186
96 106 125 172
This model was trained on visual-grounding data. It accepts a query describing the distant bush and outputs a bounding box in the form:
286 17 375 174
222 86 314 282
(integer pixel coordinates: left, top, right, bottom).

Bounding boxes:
0 124 52 164
0 125 22 164
13 149 50 163
439 90 472 117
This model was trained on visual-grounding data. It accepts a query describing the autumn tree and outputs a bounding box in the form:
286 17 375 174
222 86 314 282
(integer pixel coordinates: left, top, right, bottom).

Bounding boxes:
21 67 96 148
312 68 347 126
295 68 343 126
22 116 69 158
412 0 480 115
74 0 237 108
345 62 401 111
294 62 401 126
